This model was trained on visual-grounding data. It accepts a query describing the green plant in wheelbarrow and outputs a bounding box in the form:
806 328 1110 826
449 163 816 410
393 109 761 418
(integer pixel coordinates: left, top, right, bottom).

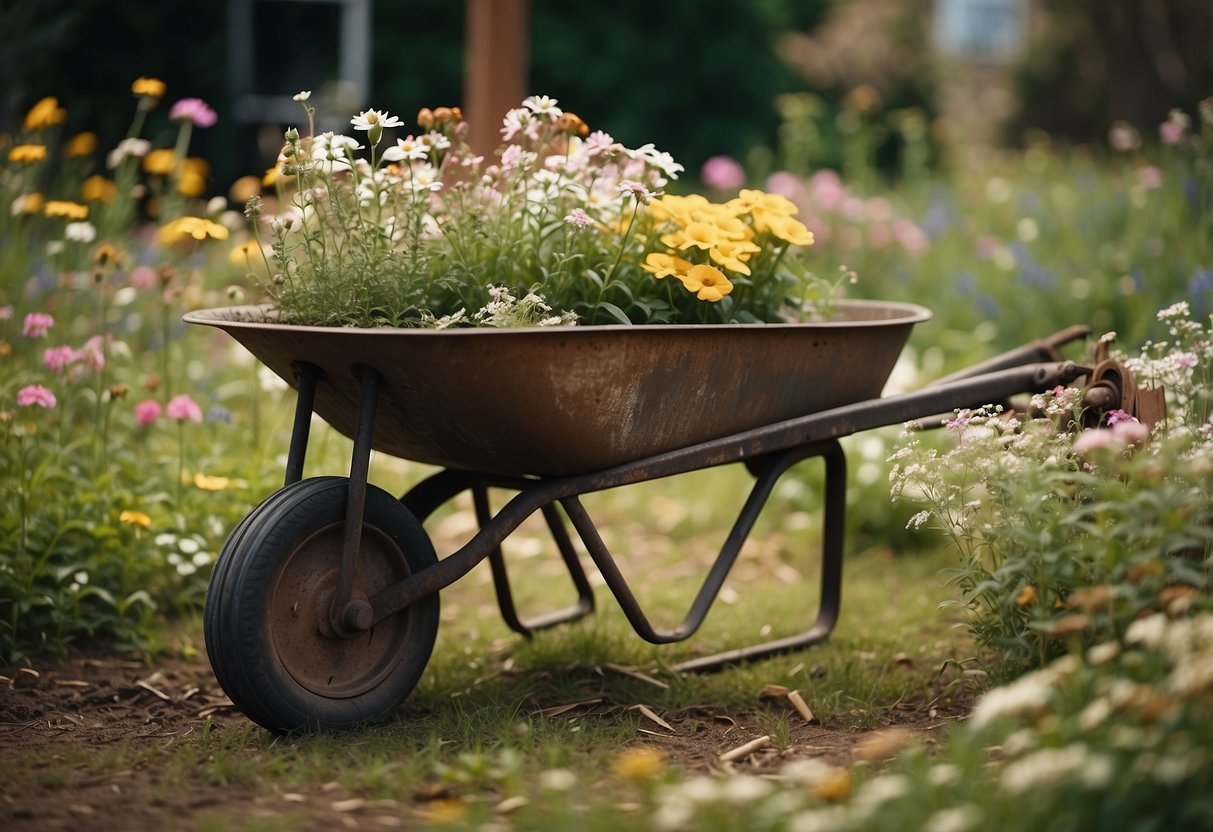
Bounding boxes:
198 94 1113 734
234 92 841 327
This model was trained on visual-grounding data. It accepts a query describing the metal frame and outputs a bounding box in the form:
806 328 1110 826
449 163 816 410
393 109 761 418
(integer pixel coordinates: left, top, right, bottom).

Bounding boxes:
279 329 1110 673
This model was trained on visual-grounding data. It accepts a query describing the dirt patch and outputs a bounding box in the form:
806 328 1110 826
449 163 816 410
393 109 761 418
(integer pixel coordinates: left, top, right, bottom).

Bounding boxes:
0 643 968 831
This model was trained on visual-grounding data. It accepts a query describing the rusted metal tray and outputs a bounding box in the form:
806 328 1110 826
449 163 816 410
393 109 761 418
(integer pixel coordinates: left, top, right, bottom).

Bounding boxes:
184 299 931 476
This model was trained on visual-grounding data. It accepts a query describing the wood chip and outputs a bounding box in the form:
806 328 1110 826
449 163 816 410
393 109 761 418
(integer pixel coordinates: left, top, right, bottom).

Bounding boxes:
52 679 92 688
760 684 790 698
282 793 307 803
136 680 172 701
331 798 368 812
535 699 602 717
787 690 815 723
631 704 674 733
495 796 529 814
719 734 771 763
603 663 669 690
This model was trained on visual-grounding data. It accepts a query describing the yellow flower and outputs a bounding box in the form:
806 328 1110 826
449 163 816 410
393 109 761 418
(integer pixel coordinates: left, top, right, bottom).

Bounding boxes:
1015 585 1037 607
14 192 44 214
67 132 98 158
612 747 665 781
709 239 762 275
762 214 815 247
648 193 710 224
143 148 178 176
158 216 230 245
229 240 263 267
229 175 261 204
419 797 467 824
119 510 152 529
193 472 231 491
24 97 66 131
809 768 853 803
81 175 117 204
44 200 90 220
681 264 733 302
94 243 120 265
674 221 722 251
8 144 47 163
262 165 282 188
132 77 167 98
175 158 210 197
642 252 692 279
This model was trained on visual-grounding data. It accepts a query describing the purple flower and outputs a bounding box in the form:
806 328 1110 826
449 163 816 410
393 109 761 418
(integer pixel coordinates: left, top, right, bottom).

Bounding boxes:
1105 409 1136 426
169 98 217 128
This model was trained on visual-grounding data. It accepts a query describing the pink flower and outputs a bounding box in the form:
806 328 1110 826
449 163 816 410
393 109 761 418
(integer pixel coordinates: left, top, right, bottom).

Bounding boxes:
169 98 217 128
1105 409 1136 426
17 384 56 408
1073 428 1117 454
1112 419 1150 446
43 344 76 374
165 394 203 423
76 335 106 371
1136 165 1163 190
23 312 54 338
764 171 808 205
700 155 745 192
564 208 592 229
134 399 162 426
0 304 12 320
129 265 157 290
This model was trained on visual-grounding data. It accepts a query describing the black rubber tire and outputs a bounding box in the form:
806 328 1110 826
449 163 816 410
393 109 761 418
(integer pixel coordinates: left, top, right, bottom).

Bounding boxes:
203 477 440 732
203 477 346 704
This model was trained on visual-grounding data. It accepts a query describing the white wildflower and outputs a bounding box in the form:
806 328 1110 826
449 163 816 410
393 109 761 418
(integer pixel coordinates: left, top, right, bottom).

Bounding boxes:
64 221 96 243
1000 744 1094 794
922 805 983 832
852 774 910 815
926 763 960 788
538 768 577 791
968 668 1055 729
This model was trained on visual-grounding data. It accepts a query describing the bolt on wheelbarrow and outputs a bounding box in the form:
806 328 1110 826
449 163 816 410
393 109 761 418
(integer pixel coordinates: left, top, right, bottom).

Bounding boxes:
185 302 1160 732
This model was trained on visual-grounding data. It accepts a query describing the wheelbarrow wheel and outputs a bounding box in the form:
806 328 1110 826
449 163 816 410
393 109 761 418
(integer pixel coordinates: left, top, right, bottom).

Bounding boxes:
204 477 440 732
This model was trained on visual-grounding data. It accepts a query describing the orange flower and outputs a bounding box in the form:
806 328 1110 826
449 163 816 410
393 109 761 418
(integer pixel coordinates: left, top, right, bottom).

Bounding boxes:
132 77 166 98
67 132 98 158
1015 585 1038 607
24 97 66 131
143 148 178 176
8 144 47 163
44 200 89 220
81 175 117 204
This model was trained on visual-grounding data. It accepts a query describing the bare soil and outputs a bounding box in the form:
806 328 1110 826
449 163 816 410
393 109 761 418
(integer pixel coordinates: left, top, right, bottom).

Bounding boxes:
0 642 967 831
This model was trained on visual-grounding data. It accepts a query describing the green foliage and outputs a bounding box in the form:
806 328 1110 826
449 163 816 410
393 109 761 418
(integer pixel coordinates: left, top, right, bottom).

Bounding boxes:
890 303 1212 673
258 96 824 327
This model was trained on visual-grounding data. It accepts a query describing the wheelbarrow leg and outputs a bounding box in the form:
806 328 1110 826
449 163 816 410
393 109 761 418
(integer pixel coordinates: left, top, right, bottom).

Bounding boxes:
474 486 596 636
329 364 381 636
673 439 846 673
284 361 323 486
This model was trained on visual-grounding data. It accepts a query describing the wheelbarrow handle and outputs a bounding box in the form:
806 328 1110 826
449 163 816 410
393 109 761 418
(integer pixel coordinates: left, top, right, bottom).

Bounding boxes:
930 324 1092 386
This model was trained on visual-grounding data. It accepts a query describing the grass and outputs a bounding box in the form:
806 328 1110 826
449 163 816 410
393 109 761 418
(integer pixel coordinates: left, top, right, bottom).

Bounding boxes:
2 457 974 830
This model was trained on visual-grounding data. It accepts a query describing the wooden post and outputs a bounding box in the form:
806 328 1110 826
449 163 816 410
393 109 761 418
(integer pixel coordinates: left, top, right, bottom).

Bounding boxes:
464 0 531 158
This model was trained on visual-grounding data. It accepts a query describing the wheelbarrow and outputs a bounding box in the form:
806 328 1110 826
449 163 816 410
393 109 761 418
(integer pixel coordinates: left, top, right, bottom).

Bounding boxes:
185 301 1152 732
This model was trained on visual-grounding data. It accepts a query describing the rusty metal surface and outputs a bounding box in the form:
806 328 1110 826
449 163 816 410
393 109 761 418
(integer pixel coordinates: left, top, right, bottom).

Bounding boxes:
184 300 931 476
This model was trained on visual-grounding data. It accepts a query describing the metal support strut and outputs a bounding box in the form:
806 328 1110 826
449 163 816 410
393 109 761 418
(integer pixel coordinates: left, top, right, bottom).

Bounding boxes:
328 364 381 637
